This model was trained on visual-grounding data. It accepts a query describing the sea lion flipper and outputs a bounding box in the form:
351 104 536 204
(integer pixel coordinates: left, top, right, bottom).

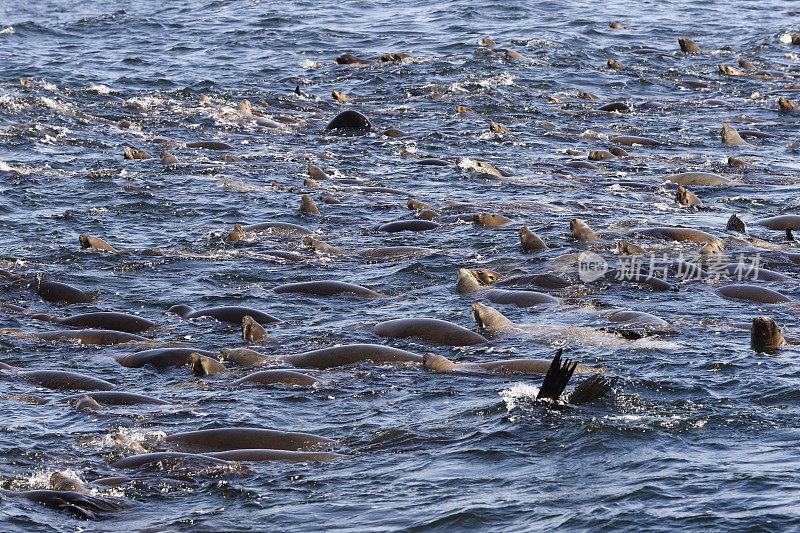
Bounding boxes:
537 348 574 402
568 375 618 405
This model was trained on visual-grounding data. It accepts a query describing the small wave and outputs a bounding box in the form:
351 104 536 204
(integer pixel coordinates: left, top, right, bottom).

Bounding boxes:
89 84 112 95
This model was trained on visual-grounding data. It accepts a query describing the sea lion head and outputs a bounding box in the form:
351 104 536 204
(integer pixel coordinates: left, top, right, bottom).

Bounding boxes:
751 317 787 351
189 353 227 377
168 304 193 318
472 302 516 333
456 268 482 294
422 353 455 372
242 315 267 342
469 268 500 285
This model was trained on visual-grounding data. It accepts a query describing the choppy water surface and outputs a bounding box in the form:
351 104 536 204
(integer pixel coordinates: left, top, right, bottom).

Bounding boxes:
2 0 800 530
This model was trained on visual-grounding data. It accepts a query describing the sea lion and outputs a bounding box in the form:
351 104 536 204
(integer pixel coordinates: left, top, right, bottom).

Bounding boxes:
28 279 95 304
123 146 151 160
564 161 599 170
190 352 228 376
751 317 788 351
0 488 126 519
617 240 646 254
754 215 800 231
675 186 701 206
630 226 721 245
205 449 342 462
495 273 571 290
231 370 320 387
383 128 405 137
240 222 312 235
302 236 342 255
373 318 488 346
607 59 624 69
609 146 628 157
458 157 503 178
283 344 423 369
169 305 278 325
326 110 370 131
334 53 370 65
609 22 623 29
300 195 319 214
577 91 599 100
164 428 334 452
718 264 788 282
480 288 559 307
6 369 116 391
662 172 731 186
75 395 103 412
490 122 509 134
220 347 270 366
79 235 117 252
717 284 791 304
307 164 330 180
49 472 86 493
570 219 599 242
186 141 233 150
779 97 798 111
588 150 615 161
609 135 661 146
376 220 440 232
726 214 747 233
110 452 233 470
504 49 525 60
43 312 157 333
597 102 629 112
66 391 169 405
159 151 178 164
331 90 349 102
273 281 383 298
605 309 668 328
242 315 267 342
721 123 749 146
520 226 548 251
738 58 755 70
473 213 511 227
114 347 217 371
678 37 700 53
719 65 745 76
408 199 432 211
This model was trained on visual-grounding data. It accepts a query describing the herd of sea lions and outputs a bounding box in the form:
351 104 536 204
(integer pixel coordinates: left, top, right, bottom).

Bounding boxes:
2 25 800 519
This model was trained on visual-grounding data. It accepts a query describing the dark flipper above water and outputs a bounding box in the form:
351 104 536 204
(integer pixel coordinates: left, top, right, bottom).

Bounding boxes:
536 348 577 402
568 374 618 405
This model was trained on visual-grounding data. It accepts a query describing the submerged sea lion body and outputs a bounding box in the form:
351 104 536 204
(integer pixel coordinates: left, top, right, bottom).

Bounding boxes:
423 353 599 375
755 215 800 231
204 449 342 462
285 344 423 369
66 391 169 405
50 312 157 333
79 235 117 252
717 284 791 304
7 369 116 391
373 318 488 346
114 348 217 371
169 305 278 325
165 428 333 452
273 281 383 298
28 279 95 304
663 172 731 186
8 329 150 345
630 226 721 245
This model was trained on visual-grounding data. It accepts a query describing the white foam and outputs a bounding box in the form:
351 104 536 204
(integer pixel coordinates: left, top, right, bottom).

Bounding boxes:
89 84 112 95
0 26 13 35
500 382 540 411
779 33 794 44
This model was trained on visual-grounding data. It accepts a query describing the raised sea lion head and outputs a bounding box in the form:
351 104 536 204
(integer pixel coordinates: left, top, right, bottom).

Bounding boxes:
751 317 788 351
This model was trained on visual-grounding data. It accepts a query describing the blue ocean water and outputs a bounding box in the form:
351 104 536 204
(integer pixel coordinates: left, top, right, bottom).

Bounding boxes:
1 1 800 531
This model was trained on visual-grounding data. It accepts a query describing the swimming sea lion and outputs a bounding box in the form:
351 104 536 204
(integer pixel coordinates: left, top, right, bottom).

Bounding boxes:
754 215 800 231
617 240 646 254
520 226 547 251
473 213 511 227
373 318 488 346
79 235 117 252
717 284 791 304
676 186 701 206
751 317 788 351
49 472 86 493
190 352 228 376
422 349 600 375
609 135 661 146
326 110 371 131
1 328 149 345
727 214 747 233
0 488 126 519
220 347 270 366
630 226 721 245
123 146 151 160
75 395 103 412
164 428 334 452
186 141 233 150
678 37 700 53
283 344 423 369
28 279 95 304
66 391 169 405
303 236 342 255
6 369 116 391
242 315 268 342
721 123 749 146
377 220 440 232
588 150 615 161
110 452 233 470
44 312 157 333
607 59 624 69
490 122 509 134
169 305 278 325
570 218 599 241
662 172 731 186
300 194 319 214
114 347 217 371
779 97 798 111
273 281 383 298
240 222 312 235
307 164 330 180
